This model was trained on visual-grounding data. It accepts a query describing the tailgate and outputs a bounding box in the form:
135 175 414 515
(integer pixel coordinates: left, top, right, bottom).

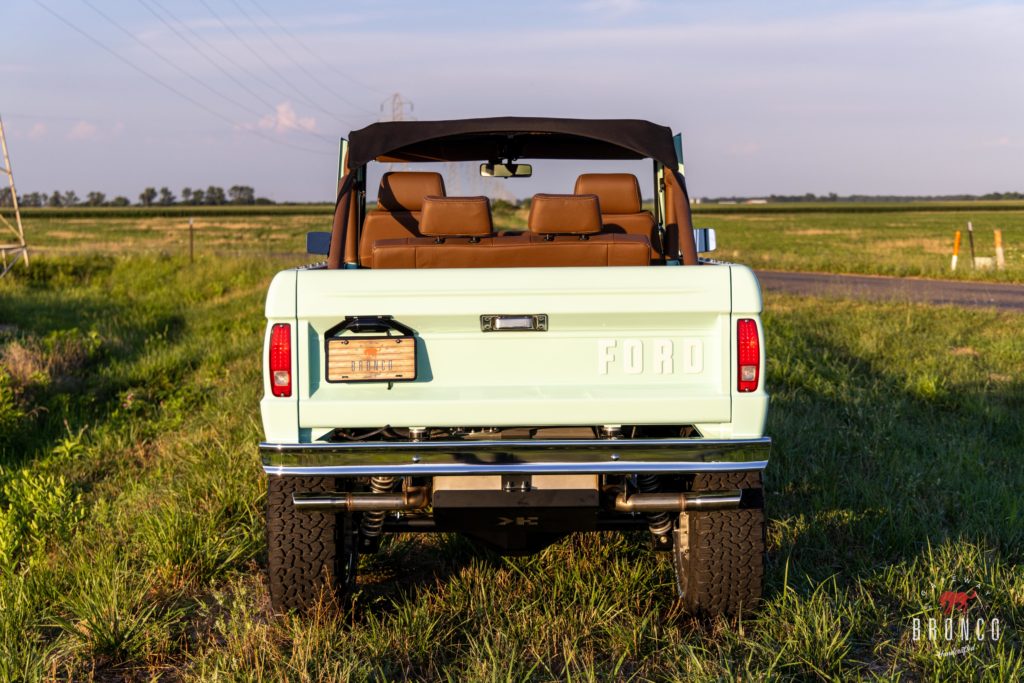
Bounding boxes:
293 266 732 429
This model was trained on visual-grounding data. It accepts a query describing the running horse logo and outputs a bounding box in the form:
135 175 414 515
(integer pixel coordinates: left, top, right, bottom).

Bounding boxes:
939 590 978 615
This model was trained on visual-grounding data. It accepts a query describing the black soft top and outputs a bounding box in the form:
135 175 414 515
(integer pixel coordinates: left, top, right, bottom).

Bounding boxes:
347 117 679 168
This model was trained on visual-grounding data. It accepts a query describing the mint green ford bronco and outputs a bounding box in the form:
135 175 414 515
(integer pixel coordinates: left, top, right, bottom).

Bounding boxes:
260 118 770 616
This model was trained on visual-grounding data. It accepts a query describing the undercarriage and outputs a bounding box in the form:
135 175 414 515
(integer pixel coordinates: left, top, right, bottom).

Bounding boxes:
264 428 768 615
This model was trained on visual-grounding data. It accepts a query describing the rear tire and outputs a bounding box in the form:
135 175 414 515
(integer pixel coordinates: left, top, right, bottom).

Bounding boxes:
672 471 765 617
266 476 357 613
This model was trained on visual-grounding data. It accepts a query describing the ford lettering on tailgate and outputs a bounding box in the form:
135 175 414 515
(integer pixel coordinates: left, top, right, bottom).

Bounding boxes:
597 339 704 375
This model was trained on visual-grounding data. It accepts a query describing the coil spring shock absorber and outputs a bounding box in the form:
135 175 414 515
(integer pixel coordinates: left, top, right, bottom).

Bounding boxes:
636 474 673 548
359 475 396 542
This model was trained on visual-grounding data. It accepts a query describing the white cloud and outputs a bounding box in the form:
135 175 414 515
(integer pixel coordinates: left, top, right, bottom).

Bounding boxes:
727 142 761 157
67 121 98 140
28 123 47 139
255 102 317 134
983 135 1018 149
578 0 647 16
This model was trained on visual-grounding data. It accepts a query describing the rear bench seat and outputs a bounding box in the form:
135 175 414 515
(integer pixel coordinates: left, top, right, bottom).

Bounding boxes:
359 171 446 268
574 173 662 261
371 194 651 269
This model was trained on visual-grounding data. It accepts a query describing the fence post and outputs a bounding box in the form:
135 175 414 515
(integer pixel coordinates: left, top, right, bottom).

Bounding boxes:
189 216 194 264
967 221 976 268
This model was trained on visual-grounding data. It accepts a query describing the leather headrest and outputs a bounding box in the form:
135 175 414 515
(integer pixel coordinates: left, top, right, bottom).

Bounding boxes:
419 196 493 237
378 171 446 212
573 173 642 214
528 194 602 235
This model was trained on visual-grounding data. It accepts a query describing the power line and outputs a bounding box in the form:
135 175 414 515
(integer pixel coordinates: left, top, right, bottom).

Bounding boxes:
242 0 386 103
134 0 334 143
143 0 350 138
80 0 267 122
226 0 377 115
32 0 332 156
196 0 359 129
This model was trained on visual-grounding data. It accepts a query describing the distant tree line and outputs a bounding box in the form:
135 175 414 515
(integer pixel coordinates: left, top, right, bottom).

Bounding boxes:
0 185 273 208
703 191 1024 204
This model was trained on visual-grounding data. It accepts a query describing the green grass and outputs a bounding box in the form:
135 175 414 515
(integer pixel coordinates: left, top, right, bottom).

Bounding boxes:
16 205 334 219
693 200 1024 214
0 253 1020 680
701 207 1024 282
14 201 1024 282
18 212 326 257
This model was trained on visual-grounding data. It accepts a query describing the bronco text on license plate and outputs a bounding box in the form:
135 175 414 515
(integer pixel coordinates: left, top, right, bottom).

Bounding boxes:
326 337 416 382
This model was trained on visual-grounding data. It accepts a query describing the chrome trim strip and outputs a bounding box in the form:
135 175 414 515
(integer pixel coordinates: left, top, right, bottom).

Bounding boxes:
260 437 770 476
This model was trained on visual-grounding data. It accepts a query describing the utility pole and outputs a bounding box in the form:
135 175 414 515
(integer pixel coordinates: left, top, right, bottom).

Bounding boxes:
0 114 29 277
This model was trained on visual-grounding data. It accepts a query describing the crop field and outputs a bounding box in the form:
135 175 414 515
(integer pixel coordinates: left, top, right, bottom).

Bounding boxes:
14 202 1024 283
0 221 1021 680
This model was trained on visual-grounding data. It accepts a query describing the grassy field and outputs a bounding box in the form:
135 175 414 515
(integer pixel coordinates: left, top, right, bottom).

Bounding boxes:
14 212 326 257
0 251 1021 680
12 202 1024 282
703 207 1024 283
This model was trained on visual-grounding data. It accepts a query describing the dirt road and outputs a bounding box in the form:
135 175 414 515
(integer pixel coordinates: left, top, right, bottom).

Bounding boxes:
756 270 1024 311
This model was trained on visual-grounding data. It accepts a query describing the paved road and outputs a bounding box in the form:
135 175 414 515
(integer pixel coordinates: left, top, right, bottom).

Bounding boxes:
755 270 1024 311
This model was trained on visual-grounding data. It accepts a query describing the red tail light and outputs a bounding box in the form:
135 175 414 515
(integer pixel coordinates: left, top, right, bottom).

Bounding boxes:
737 318 760 392
269 323 292 397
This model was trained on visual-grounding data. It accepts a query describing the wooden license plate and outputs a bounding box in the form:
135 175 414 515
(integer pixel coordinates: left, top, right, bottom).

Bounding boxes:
326 337 416 382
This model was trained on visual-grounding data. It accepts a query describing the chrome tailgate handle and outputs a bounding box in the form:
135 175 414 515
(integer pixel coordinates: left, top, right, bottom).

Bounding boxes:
480 314 548 332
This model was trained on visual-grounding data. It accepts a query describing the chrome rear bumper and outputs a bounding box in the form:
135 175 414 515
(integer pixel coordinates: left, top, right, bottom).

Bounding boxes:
260 437 770 477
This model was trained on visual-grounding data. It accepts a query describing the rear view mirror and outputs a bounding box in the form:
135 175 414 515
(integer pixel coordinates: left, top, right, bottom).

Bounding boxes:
306 231 331 256
480 162 532 178
693 228 717 253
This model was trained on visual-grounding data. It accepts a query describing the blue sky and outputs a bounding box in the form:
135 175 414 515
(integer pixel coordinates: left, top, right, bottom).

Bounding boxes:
2 0 1022 201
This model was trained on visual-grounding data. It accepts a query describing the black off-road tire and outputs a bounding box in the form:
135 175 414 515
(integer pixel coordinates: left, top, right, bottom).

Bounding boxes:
266 476 357 613
672 471 765 617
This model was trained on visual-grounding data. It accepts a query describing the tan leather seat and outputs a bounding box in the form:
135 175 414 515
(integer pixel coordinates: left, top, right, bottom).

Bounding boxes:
574 173 661 260
372 233 650 269
527 193 604 237
359 171 446 267
372 194 649 269
419 195 493 239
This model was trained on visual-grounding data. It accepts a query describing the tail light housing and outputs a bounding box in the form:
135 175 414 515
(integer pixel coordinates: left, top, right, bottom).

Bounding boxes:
737 318 760 392
269 323 292 397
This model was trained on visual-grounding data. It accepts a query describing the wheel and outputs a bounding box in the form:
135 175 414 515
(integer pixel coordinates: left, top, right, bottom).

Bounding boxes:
266 476 358 613
672 471 765 617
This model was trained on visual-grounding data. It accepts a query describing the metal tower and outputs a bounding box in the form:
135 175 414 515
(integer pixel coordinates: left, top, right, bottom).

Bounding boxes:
380 93 415 175
0 114 28 276
380 92 414 123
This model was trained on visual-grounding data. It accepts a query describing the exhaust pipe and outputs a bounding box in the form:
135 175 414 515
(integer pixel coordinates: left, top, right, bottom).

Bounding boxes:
613 489 742 513
292 487 429 512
